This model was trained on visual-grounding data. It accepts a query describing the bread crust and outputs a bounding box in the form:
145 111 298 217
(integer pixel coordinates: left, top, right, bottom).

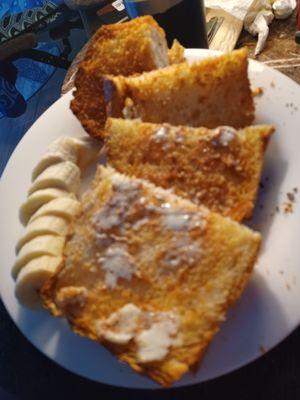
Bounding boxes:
104 48 254 130
105 119 274 221
71 16 169 139
42 167 261 386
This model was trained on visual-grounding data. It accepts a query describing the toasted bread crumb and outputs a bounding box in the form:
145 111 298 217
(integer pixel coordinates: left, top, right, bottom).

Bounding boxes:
252 87 263 97
284 189 297 214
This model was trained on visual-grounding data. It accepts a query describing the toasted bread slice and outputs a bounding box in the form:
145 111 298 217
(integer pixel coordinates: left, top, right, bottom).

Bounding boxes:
71 16 170 139
105 119 274 221
168 39 185 64
104 48 254 130
42 166 260 386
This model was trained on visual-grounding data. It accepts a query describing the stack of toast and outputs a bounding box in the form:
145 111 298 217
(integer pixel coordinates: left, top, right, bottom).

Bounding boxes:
14 16 274 386
71 16 185 139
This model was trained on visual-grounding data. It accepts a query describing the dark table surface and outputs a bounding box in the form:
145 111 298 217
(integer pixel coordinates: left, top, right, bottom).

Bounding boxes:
1 296 300 399
1 4 300 400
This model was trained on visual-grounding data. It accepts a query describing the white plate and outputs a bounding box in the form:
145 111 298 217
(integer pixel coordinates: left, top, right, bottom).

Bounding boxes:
0 49 300 389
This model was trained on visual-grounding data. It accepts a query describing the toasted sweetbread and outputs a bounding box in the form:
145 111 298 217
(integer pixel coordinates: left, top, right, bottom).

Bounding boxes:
105 119 274 221
168 39 185 64
42 166 260 386
71 16 170 139
104 48 254 130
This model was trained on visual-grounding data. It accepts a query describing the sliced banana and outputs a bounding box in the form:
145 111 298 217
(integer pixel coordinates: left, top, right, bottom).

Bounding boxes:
15 256 62 309
75 137 102 169
49 136 102 170
16 216 69 253
12 235 65 280
14 135 100 309
19 188 75 226
28 161 81 196
32 152 76 182
29 197 81 224
32 136 101 180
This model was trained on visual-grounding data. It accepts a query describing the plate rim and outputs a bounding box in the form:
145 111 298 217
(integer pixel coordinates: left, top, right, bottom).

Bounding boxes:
1 48 300 389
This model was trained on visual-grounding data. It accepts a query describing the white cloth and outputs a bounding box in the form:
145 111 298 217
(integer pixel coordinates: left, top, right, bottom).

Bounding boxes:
272 0 296 19
245 8 274 55
205 0 254 20
205 0 297 56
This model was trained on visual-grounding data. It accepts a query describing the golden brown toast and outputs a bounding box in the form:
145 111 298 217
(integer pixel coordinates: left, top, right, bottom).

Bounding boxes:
168 39 185 64
105 119 274 221
104 48 254 130
42 166 261 386
71 16 170 139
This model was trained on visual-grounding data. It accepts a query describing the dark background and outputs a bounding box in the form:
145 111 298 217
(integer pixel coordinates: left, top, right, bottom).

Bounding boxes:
1 292 300 399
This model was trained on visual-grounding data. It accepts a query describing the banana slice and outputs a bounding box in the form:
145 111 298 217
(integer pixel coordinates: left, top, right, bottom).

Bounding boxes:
32 152 76 182
75 137 102 169
15 256 62 309
32 137 101 179
28 161 80 195
16 216 69 253
29 197 81 224
32 138 78 180
19 188 75 226
12 235 65 279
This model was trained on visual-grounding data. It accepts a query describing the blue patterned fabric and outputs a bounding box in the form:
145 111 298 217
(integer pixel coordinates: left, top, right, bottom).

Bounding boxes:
0 42 60 118
0 0 63 44
0 0 62 19
0 0 66 118
0 0 86 174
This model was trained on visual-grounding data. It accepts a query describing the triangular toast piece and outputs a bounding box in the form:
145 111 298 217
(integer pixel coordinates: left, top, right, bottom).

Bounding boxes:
71 16 169 138
42 166 260 386
104 48 254 130
105 118 274 221
71 16 171 139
